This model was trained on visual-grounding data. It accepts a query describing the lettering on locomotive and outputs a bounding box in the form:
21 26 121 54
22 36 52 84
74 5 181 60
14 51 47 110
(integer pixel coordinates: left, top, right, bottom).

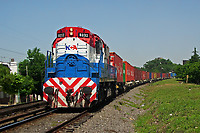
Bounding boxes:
78 33 89 38
57 33 65 38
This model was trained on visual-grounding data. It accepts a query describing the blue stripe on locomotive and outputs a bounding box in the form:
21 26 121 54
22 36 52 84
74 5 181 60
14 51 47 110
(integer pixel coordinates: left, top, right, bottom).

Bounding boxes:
45 53 117 91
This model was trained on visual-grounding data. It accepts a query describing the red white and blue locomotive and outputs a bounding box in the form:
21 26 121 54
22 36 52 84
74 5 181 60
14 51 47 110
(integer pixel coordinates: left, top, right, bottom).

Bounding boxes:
43 27 171 108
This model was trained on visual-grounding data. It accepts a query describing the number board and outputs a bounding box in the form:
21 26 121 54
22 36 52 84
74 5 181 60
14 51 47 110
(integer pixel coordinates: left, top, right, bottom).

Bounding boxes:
78 33 89 38
57 33 65 38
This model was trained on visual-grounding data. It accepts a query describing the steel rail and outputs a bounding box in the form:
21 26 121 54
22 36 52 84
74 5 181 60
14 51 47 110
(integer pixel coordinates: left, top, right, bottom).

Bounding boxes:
0 101 48 117
0 100 43 109
0 107 49 124
0 108 57 132
46 110 90 133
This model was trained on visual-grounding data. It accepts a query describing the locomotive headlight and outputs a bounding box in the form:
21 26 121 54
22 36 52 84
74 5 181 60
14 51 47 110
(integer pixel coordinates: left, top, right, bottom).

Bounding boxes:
44 87 54 95
70 28 73 32
70 32 73 36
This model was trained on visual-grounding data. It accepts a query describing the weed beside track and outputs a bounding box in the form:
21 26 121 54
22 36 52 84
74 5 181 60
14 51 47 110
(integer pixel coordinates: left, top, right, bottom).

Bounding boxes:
134 79 200 132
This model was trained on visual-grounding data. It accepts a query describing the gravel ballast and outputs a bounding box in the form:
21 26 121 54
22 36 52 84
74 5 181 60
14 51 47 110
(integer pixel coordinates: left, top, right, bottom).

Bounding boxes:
75 84 147 133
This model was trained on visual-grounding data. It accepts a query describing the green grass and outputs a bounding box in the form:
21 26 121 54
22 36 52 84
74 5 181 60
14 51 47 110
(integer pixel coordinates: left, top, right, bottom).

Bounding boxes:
133 95 142 100
134 79 200 132
122 98 140 109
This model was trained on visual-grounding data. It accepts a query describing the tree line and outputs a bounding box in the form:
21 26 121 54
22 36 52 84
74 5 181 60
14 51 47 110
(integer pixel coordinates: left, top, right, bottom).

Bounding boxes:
142 57 177 73
142 47 200 84
0 47 45 103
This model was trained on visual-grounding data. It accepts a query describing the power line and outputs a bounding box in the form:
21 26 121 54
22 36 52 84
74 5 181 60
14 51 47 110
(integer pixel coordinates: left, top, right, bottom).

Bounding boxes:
0 22 45 44
0 47 26 55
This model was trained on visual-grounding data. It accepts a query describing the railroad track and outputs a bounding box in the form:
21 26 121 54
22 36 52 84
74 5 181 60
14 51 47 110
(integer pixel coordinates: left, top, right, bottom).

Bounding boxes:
46 110 93 133
0 100 54 132
0 107 56 132
0 100 48 118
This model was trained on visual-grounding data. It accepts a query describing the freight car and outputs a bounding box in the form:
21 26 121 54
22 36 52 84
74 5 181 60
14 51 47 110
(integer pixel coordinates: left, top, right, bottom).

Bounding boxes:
43 27 171 108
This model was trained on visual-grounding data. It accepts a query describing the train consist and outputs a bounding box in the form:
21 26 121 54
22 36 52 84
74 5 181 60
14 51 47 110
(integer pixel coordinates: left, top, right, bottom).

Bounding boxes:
43 27 171 108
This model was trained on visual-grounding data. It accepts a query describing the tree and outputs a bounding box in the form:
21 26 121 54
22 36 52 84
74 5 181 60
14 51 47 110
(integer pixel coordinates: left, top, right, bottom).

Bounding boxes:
143 57 177 73
0 64 10 78
0 64 11 97
175 62 200 84
18 59 29 76
19 47 46 96
189 47 200 63
0 74 14 95
0 73 35 103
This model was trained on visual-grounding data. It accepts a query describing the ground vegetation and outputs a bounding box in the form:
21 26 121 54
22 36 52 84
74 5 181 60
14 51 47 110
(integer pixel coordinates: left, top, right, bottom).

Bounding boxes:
134 79 200 132
175 47 200 84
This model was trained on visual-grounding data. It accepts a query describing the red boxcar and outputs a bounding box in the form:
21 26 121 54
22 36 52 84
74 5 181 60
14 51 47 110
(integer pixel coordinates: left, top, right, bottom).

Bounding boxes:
123 61 134 82
147 72 150 80
157 73 161 78
110 52 123 82
132 66 136 81
135 69 139 81
162 73 166 79
140 70 143 80
134 68 138 80
136 69 142 80
142 71 146 80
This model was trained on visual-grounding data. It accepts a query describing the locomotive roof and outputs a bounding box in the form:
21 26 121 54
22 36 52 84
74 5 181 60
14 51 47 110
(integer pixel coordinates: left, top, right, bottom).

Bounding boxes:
52 27 108 49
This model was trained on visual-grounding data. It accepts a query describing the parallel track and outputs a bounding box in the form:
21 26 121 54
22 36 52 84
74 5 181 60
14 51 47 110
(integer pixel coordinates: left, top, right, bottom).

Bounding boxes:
0 101 54 132
0 100 48 117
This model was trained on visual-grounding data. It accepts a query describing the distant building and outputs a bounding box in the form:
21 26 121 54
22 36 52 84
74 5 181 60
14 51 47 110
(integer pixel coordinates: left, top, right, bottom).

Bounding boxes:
0 58 18 74
0 59 18 104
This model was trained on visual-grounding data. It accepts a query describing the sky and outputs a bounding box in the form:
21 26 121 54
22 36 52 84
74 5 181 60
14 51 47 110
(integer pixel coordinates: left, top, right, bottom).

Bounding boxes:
0 0 200 67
